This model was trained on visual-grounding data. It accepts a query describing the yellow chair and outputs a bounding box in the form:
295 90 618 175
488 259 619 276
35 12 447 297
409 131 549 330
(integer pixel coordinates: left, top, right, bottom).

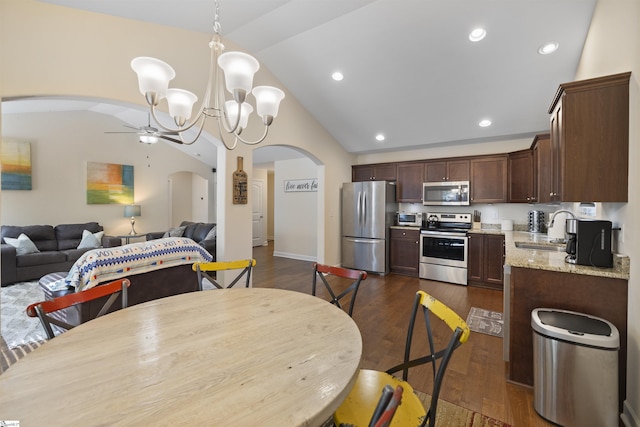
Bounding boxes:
192 259 256 290
26 278 130 340
334 290 471 427
312 263 367 317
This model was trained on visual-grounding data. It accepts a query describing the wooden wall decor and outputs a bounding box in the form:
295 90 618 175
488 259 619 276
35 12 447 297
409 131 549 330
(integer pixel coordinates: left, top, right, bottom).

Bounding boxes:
232 156 248 204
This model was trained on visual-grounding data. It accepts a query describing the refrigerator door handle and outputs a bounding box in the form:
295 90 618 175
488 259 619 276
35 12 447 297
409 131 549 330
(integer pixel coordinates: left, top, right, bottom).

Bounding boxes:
357 191 362 228
347 238 379 244
362 191 367 228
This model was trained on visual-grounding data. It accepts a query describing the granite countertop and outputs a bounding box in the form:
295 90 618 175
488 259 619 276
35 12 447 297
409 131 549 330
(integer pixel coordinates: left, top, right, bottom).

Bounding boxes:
471 228 630 280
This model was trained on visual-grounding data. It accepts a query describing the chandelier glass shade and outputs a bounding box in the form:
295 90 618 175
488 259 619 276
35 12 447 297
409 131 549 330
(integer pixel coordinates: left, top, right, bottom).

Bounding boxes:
130 1 284 150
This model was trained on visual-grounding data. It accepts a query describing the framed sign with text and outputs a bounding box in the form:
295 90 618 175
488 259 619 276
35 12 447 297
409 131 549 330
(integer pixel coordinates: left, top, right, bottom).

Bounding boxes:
284 179 318 192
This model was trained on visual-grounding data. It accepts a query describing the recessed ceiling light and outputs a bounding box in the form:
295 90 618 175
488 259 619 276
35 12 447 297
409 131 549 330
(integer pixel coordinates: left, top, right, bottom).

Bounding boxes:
331 71 344 81
469 28 486 42
375 134 385 142
479 119 492 127
538 42 559 55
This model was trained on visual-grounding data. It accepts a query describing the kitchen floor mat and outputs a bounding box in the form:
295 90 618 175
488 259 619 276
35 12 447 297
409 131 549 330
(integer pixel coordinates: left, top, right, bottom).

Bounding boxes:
466 307 504 338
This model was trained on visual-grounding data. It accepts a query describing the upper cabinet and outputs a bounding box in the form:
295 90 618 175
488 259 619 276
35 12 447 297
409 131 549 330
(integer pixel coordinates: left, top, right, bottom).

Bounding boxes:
352 163 397 182
424 159 470 182
508 149 535 203
470 155 508 203
547 72 630 202
531 133 552 204
396 162 425 202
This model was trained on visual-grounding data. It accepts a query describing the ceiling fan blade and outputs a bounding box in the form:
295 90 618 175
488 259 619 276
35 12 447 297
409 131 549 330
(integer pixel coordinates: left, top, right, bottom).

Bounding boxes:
159 135 184 144
158 130 180 136
123 124 141 131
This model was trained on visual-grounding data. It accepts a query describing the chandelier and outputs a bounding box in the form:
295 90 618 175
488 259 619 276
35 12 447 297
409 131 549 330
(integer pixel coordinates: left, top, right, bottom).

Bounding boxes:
130 0 285 150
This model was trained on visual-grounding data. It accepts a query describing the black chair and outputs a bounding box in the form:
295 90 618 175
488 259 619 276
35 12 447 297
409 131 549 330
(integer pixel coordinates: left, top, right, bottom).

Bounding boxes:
312 263 367 317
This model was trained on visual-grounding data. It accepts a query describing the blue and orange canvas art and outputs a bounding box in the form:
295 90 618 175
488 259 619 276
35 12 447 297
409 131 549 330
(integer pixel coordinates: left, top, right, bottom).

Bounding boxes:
1 140 32 190
86 161 134 204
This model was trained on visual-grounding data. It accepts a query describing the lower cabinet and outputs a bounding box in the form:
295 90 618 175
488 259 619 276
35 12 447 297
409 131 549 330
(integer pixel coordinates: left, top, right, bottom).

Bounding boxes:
390 228 420 277
467 233 504 289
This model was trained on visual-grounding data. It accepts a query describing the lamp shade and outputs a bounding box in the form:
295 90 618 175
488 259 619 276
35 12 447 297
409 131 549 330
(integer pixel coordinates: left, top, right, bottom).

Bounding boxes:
124 205 141 218
131 57 176 101
218 52 260 97
225 101 253 130
252 86 285 120
166 88 198 126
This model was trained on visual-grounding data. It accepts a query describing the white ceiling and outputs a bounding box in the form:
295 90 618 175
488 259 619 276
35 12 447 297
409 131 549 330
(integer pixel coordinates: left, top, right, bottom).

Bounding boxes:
12 0 597 165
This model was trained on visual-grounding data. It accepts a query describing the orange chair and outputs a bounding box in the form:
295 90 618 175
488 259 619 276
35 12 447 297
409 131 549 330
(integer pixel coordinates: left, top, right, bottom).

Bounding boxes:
26 278 130 339
312 263 367 317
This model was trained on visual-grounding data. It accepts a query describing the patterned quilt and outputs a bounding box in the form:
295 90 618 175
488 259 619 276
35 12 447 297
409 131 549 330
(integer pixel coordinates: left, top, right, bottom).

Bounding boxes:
65 237 213 291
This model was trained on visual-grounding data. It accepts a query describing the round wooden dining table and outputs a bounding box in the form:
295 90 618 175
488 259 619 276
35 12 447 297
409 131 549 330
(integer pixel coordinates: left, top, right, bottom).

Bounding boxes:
0 288 363 426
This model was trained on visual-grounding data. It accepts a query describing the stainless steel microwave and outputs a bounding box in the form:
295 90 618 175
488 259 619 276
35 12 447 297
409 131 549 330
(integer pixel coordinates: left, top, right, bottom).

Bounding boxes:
422 181 470 206
397 211 423 227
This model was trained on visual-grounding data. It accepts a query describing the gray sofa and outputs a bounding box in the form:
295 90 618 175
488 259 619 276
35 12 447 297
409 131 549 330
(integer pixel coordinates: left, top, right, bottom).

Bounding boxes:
1 222 121 286
146 221 216 260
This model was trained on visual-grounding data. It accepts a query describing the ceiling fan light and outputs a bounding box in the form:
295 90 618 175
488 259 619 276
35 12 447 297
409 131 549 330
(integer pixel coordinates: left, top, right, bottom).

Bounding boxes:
131 57 176 103
166 88 198 126
225 101 253 130
218 52 260 98
252 86 285 122
140 134 159 144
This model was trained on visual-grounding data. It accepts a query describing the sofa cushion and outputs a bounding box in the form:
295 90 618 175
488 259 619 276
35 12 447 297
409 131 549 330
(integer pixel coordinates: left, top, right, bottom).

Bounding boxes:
16 251 66 267
4 234 40 256
1 225 58 251
56 222 103 250
77 230 104 249
192 223 215 243
163 226 186 238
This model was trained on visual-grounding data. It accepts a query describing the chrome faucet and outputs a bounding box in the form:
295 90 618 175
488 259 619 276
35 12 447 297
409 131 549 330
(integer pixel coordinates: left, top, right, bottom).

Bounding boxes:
548 209 576 227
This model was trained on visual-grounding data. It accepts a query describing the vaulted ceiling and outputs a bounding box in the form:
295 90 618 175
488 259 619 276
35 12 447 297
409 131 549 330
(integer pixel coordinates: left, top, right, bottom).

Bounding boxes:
22 0 597 164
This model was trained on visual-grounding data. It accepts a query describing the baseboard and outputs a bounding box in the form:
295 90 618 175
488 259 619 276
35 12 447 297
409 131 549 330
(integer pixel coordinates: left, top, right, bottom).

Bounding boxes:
272 251 317 262
622 400 640 427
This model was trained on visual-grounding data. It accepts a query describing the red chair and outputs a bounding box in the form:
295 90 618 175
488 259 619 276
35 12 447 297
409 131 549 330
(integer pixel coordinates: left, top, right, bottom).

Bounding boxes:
26 278 130 339
312 263 367 317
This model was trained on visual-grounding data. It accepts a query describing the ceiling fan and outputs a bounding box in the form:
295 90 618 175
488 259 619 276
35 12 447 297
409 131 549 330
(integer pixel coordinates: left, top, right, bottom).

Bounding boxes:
105 114 182 144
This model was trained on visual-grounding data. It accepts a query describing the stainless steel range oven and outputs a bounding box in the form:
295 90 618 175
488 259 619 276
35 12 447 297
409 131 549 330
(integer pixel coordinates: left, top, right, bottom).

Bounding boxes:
419 212 471 285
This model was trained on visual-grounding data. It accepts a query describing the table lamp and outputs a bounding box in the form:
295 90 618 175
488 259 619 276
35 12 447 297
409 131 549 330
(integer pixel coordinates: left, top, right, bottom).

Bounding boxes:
124 205 141 235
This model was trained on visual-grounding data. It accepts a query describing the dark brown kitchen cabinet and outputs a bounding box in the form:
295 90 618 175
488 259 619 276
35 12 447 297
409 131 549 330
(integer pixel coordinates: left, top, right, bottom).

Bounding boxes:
547 72 630 202
389 228 420 277
424 159 469 182
508 149 535 203
396 162 424 202
352 163 397 182
531 133 552 203
467 233 504 289
470 155 508 203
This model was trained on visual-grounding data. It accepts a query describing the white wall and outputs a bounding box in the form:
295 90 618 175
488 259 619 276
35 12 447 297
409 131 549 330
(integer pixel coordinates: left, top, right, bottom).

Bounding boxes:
574 1 640 425
1 111 214 235
273 158 318 261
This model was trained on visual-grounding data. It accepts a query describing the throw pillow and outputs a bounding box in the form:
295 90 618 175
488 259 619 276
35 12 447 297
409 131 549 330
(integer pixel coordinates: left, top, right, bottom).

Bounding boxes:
163 226 186 238
4 233 40 255
203 225 216 241
77 229 104 249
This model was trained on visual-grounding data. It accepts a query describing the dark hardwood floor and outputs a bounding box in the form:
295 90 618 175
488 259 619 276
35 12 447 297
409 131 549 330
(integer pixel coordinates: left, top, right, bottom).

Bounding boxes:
251 242 553 427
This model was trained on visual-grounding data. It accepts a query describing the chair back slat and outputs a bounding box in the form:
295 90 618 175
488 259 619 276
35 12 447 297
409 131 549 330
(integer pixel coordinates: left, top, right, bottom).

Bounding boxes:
312 263 367 317
193 259 256 290
26 278 130 340
417 291 471 344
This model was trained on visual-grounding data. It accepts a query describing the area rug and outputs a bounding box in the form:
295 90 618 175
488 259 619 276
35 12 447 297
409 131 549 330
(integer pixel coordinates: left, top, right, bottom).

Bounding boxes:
466 307 504 338
1 281 47 347
415 391 511 427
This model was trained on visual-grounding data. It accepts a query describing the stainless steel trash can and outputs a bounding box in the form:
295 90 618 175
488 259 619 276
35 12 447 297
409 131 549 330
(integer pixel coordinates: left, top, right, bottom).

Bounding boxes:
532 308 619 427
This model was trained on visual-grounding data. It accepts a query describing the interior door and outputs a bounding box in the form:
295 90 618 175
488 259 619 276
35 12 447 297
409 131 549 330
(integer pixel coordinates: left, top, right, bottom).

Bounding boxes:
252 179 265 247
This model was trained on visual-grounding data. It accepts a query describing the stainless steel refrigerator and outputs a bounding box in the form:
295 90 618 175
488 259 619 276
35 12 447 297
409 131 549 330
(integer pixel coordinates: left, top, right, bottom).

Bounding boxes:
341 181 397 274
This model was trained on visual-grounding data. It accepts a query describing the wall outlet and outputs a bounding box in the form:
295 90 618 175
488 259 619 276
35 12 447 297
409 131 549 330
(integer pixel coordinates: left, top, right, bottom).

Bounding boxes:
579 202 596 217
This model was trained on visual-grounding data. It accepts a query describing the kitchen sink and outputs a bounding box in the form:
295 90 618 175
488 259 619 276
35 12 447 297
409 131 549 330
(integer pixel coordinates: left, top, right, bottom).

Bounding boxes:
514 242 566 252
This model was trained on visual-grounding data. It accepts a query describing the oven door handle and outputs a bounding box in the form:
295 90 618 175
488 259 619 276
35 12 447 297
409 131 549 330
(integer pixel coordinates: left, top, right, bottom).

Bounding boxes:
421 232 469 240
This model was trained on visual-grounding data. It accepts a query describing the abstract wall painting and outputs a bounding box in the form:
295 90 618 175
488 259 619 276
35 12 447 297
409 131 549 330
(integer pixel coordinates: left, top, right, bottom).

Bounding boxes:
86 161 134 204
1 140 32 190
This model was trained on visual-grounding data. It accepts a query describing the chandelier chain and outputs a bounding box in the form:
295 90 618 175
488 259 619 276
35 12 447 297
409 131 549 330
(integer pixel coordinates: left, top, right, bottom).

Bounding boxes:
213 0 221 35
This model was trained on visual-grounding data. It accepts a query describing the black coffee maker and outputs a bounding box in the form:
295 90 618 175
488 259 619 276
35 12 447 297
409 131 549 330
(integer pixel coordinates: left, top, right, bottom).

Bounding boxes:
565 219 613 268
